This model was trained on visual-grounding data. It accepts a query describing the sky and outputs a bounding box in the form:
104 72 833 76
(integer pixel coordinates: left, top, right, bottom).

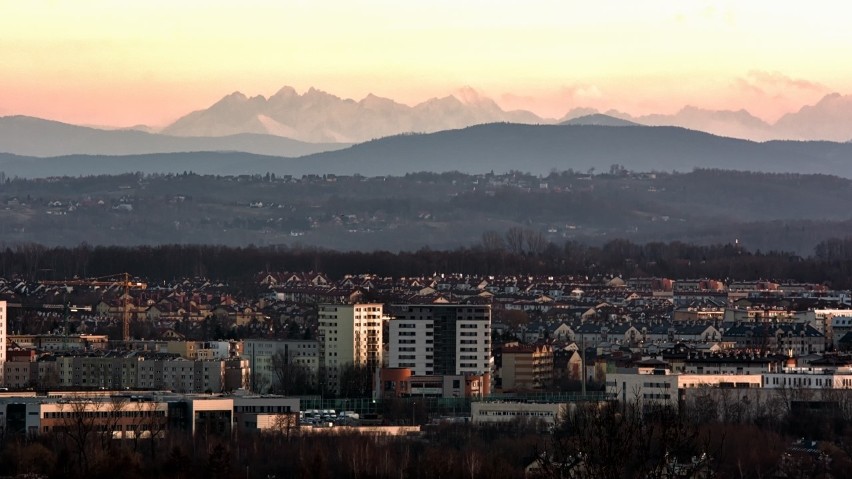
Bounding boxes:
1 0 851 127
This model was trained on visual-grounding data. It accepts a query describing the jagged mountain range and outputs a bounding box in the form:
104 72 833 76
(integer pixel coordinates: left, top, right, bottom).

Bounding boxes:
161 86 541 143
159 86 852 143
2 87 852 161
562 92 852 142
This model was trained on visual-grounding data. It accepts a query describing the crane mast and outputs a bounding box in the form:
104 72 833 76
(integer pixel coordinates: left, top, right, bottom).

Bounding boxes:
40 273 147 342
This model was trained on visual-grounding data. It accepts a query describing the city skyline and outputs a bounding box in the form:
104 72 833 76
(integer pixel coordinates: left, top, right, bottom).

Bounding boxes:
2 1 851 127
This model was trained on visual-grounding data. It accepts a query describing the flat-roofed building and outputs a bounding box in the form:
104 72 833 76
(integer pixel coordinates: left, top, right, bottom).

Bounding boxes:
606 368 762 412
501 344 554 391
243 339 320 393
388 305 492 378
472 401 567 425
233 395 300 432
318 303 384 394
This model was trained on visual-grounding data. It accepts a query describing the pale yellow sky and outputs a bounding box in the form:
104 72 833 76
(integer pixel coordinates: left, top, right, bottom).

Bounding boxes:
1 0 850 126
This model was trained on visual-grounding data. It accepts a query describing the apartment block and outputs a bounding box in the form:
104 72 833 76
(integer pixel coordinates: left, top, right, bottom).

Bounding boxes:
388 305 492 377
243 339 320 393
501 344 554 391
318 303 383 393
0 301 6 385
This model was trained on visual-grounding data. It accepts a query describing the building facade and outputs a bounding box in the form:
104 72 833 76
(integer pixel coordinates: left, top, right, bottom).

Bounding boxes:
0 301 6 385
375 367 489 399
388 305 492 377
471 401 567 425
501 344 554 391
243 339 320 393
318 303 383 393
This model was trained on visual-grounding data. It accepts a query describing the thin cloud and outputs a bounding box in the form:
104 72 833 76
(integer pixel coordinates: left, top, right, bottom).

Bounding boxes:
741 70 828 93
561 84 603 100
728 71 832 122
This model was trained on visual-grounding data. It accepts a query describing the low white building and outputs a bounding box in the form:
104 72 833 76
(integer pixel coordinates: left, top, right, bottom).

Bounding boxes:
606 369 762 411
471 401 567 425
233 395 300 432
763 366 852 389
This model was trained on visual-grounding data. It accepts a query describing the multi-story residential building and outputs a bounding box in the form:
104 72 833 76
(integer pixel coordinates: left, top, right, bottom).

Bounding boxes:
318 303 383 393
3 360 34 389
388 305 492 378
243 339 320 393
49 353 249 393
0 301 7 385
501 344 554 391
9 334 109 352
722 324 825 355
57 353 143 389
137 358 227 393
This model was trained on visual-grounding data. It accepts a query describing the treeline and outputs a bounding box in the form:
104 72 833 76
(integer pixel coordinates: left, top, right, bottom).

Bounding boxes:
3 236 852 288
0 422 540 479
4 396 852 479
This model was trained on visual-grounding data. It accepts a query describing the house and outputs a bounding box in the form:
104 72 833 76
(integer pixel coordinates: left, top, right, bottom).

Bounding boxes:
550 322 575 341
671 324 720 342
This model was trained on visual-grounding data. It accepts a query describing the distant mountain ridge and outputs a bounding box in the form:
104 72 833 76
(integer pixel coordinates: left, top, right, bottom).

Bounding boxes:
560 114 639 127
0 115 348 157
562 94 852 142
3 123 852 179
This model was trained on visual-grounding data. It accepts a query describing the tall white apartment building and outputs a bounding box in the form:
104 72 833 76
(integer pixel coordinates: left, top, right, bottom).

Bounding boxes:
318 303 383 393
0 301 5 386
388 305 492 377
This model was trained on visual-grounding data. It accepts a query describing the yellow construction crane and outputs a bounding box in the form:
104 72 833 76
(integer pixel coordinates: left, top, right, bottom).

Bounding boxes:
40 273 147 341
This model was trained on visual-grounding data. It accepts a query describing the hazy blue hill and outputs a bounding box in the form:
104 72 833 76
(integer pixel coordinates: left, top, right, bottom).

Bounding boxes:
2 123 852 179
1 167 852 253
296 123 851 177
560 114 640 127
0 115 347 157
0 151 299 178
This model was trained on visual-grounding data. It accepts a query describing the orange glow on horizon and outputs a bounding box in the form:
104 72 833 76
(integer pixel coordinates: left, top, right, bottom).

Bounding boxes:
1 1 851 127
